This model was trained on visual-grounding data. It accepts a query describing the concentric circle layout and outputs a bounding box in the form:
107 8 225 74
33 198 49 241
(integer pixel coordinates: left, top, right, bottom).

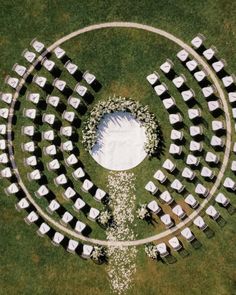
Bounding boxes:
8 22 232 247
90 112 147 171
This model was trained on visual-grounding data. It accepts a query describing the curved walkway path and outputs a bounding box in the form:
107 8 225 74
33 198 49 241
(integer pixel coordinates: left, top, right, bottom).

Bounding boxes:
7 22 232 247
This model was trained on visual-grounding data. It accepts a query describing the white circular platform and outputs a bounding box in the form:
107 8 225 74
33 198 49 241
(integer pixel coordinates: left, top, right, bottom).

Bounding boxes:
90 112 147 171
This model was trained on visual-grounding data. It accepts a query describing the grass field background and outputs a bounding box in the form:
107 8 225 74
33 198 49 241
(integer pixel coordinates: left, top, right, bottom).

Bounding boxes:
0 1 236 294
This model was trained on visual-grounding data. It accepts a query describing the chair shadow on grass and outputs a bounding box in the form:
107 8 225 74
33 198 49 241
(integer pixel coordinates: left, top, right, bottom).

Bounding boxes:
191 162 203 171
77 103 88 116
147 215 158 227
190 238 202 250
46 228 56 240
61 86 73 98
36 160 45 172
225 83 236 93
203 227 215 239
211 109 224 119
170 167 180 178
164 69 177 81
56 165 67 176
173 121 185 130
186 98 199 108
60 237 70 251
38 175 48 186
60 54 71 65
159 91 171 101
55 101 67 114
226 204 236 215
90 79 102 93
34 147 42 158
178 247 190 258
208 159 222 169
214 128 226 137
81 204 91 217
83 92 94 105
19 85 27 96
191 116 204 126
216 216 227 228
14 100 21 111
173 152 186 160
217 202 236 216
70 132 79 143
197 78 210 89
15 189 26 201
52 120 62 131
167 105 182 115
197 44 207 55
44 191 57 203
52 136 61 147
71 69 83 82
11 115 18 126
164 253 177 264
215 68 235 82
37 100 47 111
50 66 62 79
43 83 54 95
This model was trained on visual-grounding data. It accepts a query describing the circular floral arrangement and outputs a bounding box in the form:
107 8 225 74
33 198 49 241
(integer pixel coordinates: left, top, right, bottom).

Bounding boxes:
82 96 160 156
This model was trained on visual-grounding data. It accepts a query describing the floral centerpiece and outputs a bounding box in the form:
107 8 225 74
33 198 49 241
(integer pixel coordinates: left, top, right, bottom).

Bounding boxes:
82 96 160 156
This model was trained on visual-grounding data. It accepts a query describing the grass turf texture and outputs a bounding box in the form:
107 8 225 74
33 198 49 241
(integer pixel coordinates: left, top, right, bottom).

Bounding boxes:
0 0 236 294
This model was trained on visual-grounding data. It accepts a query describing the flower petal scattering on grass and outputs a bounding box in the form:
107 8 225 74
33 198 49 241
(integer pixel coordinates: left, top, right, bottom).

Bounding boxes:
106 172 138 295
107 246 137 295
82 96 160 156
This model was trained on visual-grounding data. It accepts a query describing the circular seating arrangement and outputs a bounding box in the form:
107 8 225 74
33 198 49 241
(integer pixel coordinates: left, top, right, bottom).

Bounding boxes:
144 32 235 258
0 26 235 266
0 37 111 259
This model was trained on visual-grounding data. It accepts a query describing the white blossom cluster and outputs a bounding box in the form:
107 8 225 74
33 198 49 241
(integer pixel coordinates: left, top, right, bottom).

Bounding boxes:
91 245 107 262
144 243 158 260
97 210 112 227
136 204 150 220
82 96 160 156
106 172 138 295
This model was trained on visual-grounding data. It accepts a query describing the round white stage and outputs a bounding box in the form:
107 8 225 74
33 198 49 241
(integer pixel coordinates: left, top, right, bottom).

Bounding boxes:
90 112 147 171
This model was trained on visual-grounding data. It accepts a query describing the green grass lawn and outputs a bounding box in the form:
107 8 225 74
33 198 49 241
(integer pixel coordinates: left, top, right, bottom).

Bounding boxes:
0 0 236 294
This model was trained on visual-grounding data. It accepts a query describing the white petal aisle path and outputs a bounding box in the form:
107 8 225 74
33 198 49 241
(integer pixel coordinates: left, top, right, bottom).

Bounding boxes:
106 172 137 294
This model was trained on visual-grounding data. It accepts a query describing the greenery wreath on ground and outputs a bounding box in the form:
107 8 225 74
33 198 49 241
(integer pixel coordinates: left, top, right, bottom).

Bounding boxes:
82 96 160 156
